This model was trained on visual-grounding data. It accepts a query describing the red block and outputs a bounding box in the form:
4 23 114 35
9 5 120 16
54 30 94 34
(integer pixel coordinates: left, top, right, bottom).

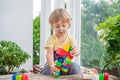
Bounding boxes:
21 74 28 80
63 63 70 67
55 66 61 69
56 48 70 57
104 72 109 80
67 55 73 59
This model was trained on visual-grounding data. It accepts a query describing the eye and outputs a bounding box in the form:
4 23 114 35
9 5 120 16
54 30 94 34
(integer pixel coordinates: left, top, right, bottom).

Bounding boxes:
55 25 60 28
62 24 66 27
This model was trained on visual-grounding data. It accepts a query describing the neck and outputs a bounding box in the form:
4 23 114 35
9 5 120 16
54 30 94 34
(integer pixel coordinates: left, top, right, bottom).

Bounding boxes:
55 33 68 38
55 33 68 43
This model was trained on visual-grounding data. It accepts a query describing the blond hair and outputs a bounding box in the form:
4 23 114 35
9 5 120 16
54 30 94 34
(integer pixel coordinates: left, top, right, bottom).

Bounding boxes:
49 8 71 27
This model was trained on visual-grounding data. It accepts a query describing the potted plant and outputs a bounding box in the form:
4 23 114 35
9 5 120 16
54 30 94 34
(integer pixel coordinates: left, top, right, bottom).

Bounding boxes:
96 14 120 77
0 40 30 74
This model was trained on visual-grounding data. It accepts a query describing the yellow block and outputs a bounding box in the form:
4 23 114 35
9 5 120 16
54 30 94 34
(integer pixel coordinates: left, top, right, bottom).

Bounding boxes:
61 68 68 72
63 44 71 52
16 75 22 80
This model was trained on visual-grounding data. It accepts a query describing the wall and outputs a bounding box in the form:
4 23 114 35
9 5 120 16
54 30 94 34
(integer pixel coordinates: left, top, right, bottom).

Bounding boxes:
0 0 33 71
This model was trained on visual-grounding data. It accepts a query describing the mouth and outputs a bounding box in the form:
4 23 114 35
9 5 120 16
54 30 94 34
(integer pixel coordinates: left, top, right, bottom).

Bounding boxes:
59 32 64 33
59 30 64 32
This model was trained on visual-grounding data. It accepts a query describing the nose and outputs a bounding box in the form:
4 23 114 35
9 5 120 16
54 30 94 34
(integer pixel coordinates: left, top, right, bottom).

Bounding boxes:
59 26 63 30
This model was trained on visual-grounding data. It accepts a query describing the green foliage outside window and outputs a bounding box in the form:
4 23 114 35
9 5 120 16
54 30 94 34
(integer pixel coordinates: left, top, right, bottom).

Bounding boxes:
81 0 120 77
33 16 40 65
96 14 120 77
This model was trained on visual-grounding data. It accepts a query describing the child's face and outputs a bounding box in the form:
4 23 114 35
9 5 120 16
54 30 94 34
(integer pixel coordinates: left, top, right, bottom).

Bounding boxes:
52 20 69 36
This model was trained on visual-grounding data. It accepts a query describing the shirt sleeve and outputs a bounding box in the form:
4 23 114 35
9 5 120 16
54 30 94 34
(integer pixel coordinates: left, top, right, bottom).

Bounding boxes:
45 37 54 49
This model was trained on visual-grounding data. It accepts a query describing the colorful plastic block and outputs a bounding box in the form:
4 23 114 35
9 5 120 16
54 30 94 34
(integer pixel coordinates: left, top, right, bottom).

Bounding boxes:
56 61 62 66
104 72 109 80
54 71 60 78
68 55 74 59
62 63 70 67
61 65 69 70
55 66 61 69
66 58 72 62
65 59 72 64
56 48 68 57
61 68 68 72
12 74 17 80
63 44 72 52
58 57 64 63
56 71 60 75
99 73 104 80
54 74 60 78
21 73 28 80
12 72 21 80
16 75 22 80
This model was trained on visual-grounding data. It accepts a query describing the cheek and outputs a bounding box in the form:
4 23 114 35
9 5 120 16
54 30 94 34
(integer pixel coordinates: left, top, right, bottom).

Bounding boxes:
65 27 69 30
54 28 59 32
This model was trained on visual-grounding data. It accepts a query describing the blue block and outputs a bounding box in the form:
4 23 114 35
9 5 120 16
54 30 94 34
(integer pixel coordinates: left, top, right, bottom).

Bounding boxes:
56 72 60 75
12 72 21 80
61 65 69 70
58 58 64 63
12 74 16 80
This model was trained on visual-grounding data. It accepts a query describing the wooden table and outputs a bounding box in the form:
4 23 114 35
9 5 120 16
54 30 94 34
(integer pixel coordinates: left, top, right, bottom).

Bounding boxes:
0 73 120 80
0 73 83 80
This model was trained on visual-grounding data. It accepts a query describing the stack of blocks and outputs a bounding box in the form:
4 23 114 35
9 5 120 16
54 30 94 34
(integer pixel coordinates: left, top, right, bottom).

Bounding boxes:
54 44 73 78
12 72 28 80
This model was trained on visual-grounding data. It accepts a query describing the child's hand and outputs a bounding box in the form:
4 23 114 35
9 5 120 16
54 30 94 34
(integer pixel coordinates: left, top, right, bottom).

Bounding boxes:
70 46 80 56
50 64 59 72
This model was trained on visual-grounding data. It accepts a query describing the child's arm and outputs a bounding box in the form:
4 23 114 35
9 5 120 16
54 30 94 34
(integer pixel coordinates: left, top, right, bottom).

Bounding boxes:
46 47 58 72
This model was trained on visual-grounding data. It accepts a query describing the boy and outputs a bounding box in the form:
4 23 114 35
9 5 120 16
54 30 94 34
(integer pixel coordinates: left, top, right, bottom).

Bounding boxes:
40 8 80 75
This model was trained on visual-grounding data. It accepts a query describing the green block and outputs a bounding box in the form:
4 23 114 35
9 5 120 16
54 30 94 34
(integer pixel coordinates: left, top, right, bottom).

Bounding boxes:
99 73 104 80
68 46 72 52
65 59 71 64
66 58 72 62
54 75 60 78
56 61 62 66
